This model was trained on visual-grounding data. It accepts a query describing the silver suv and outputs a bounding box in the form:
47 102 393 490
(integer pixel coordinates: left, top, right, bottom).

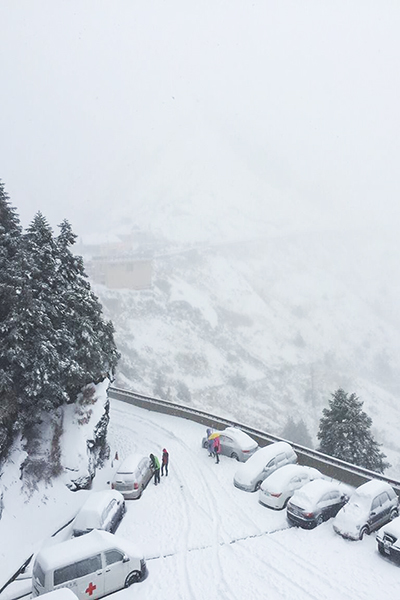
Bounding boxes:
333 479 398 540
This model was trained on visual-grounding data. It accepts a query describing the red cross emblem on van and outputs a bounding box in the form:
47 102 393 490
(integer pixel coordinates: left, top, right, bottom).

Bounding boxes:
85 582 97 596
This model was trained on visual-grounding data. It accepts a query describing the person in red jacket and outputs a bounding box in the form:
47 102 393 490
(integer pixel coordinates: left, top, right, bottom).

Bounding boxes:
213 437 221 464
161 448 169 476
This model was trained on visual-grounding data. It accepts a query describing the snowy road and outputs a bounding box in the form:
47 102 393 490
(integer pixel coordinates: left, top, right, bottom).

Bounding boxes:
107 400 400 600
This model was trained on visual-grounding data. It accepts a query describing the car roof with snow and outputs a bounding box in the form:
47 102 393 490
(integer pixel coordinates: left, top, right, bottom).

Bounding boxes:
378 515 400 541
352 479 395 498
222 427 258 449
116 453 147 473
290 478 341 504
73 490 124 528
261 464 321 490
236 442 295 477
34 530 141 571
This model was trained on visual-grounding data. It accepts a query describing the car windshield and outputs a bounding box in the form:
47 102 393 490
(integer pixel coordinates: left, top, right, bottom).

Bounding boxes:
348 492 372 509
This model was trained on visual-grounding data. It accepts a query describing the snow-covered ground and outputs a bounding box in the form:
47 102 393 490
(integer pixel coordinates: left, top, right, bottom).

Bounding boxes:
2 399 400 600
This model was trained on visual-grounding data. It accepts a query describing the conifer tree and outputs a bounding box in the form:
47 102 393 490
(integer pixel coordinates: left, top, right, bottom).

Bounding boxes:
55 219 120 397
0 181 23 453
317 388 389 473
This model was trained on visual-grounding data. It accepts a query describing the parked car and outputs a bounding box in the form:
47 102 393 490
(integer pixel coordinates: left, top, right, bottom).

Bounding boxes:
259 464 323 510
333 479 398 540
376 515 400 563
72 490 125 537
287 479 348 528
233 441 297 492
202 427 258 462
32 529 147 598
111 454 154 499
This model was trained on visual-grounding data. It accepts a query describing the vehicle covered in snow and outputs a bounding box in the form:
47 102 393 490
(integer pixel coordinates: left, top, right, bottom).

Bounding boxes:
72 490 125 537
233 441 297 492
259 464 323 510
202 427 258 462
111 453 154 499
333 479 398 540
376 515 400 562
32 529 147 599
287 479 348 528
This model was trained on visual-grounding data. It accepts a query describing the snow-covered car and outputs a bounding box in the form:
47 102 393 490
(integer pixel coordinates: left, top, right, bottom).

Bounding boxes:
233 441 297 492
376 515 400 562
32 530 147 598
287 479 348 528
111 454 154 499
202 426 258 461
333 479 398 540
259 464 323 510
72 489 125 537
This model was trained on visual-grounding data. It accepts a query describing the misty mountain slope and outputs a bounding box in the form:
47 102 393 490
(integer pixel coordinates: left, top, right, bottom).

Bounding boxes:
94 229 400 477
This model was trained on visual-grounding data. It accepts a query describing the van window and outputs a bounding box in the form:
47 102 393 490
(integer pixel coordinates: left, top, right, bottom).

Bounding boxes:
105 550 125 566
54 555 102 586
33 562 45 587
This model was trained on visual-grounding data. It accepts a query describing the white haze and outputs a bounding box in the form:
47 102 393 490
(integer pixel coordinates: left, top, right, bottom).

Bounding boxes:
0 1 400 241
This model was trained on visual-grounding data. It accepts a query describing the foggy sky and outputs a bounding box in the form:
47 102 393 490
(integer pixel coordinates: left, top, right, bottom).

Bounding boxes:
1 1 400 240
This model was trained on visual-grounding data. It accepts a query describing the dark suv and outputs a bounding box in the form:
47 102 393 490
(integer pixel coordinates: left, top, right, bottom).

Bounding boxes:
333 479 398 540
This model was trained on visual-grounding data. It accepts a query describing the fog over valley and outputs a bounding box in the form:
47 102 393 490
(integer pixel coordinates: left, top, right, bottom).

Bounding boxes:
1 1 400 475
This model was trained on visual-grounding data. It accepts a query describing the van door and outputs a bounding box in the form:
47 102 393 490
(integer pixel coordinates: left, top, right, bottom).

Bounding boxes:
54 554 104 600
103 549 129 594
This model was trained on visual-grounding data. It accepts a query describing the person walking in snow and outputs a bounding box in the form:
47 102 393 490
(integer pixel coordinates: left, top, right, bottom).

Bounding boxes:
206 428 214 457
213 436 221 464
161 448 169 476
150 453 160 485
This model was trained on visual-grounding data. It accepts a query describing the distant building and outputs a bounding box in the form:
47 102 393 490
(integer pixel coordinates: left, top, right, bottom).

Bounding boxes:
88 256 152 290
77 231 154 290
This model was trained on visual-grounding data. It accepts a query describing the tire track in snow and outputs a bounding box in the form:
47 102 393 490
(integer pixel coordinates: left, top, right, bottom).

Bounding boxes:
111 406 241 600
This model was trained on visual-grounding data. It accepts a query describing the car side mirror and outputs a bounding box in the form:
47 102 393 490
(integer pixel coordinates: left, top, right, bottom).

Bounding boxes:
123 554 130 563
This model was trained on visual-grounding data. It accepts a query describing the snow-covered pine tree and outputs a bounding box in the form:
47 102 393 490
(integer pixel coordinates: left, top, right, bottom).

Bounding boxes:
0 181 23 456
55 219 120 397
317 388 389 473
10 212 70 419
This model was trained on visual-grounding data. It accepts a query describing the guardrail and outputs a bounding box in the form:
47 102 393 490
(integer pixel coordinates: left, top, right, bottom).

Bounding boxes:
108 386 400 495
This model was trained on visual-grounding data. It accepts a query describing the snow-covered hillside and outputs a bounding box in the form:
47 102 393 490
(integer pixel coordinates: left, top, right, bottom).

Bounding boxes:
93 227 400 479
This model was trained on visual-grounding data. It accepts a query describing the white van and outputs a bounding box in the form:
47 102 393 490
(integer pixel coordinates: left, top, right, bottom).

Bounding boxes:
72 490 125 537
32 530 147 599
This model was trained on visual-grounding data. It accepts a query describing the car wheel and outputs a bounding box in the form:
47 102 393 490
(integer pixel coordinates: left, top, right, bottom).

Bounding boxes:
255 481 263 491
390 507 398 520
125 570 142 587
316 514 324 526
359 526 369 540
231 452 239 461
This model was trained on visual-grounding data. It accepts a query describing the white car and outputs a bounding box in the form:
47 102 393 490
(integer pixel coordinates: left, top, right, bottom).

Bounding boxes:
112 453 154 499
376 515 400 562
259 464 323 509
333 479 398 540
72 489 125 537
233 441 297 492
202 426 258 461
